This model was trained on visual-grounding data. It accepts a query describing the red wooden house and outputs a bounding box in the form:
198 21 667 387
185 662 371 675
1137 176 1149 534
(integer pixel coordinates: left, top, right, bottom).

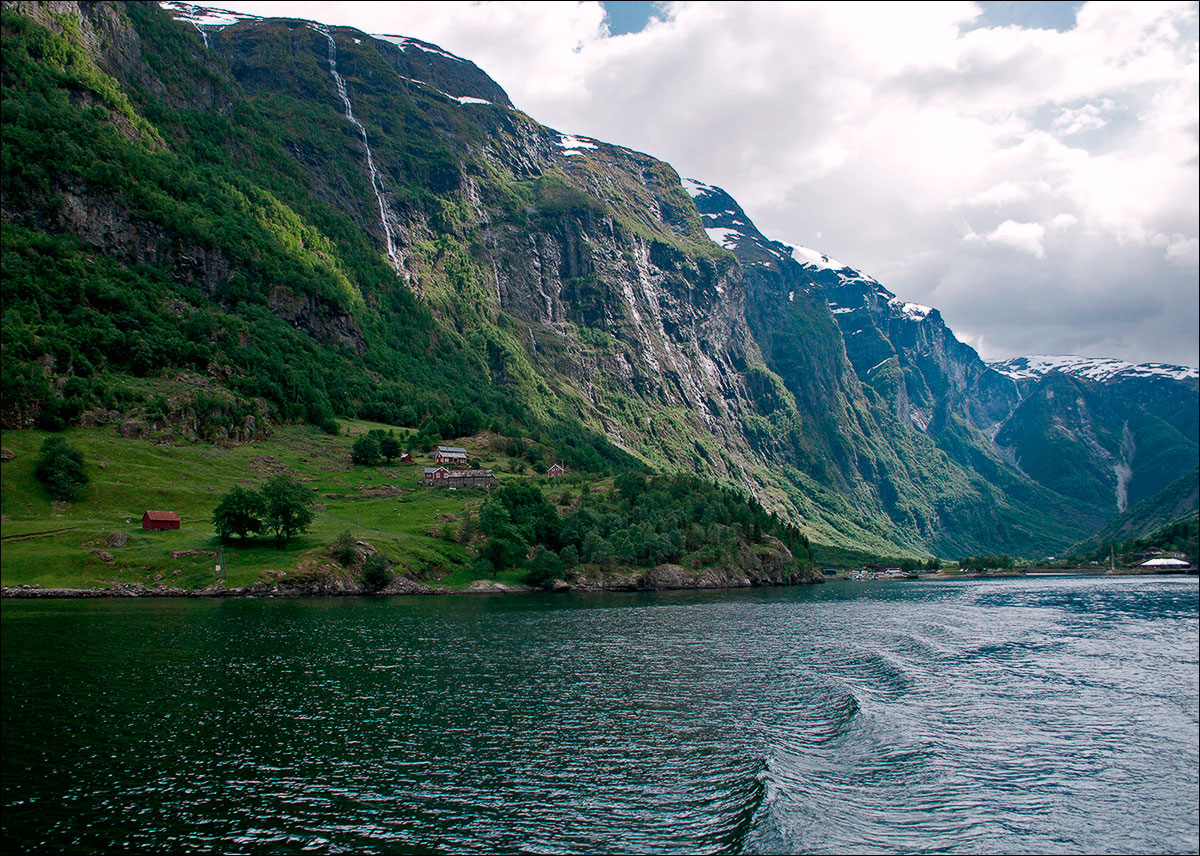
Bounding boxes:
142 510 181 531
433 446 469 466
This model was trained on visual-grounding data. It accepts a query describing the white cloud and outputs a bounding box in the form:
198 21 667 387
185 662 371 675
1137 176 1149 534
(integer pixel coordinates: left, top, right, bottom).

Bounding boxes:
961 181 1034 206
966 220 1047 257
1153 232 1200 265
204 0 1200 367
1051 101 1112 136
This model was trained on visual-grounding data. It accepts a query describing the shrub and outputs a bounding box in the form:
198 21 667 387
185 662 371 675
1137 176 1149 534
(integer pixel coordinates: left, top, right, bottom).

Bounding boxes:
331 530 357 566
523 545 563 588
361 552 392 590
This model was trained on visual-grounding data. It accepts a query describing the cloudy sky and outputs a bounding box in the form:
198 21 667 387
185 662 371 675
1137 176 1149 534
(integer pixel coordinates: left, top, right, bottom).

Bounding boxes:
197 1 1197 368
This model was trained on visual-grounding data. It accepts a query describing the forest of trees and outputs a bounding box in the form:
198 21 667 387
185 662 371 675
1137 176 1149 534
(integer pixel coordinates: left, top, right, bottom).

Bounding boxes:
469 473 814 586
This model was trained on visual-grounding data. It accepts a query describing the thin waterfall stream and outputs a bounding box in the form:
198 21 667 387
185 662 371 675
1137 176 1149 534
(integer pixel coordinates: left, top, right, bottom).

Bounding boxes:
191 22 209 49
312 24 402 273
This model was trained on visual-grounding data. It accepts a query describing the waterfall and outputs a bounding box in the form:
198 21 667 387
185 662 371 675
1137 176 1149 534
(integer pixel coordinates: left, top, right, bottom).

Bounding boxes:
311 25 402 273
1114 421 1136 512
191 22 210 49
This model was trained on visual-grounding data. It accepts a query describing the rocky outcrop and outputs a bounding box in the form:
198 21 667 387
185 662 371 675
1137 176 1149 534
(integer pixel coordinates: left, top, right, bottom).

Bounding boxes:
268 288 365 355
2 177 237 295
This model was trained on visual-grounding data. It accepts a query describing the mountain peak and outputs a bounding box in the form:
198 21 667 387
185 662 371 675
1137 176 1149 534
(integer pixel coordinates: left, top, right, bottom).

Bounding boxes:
160 1 514 107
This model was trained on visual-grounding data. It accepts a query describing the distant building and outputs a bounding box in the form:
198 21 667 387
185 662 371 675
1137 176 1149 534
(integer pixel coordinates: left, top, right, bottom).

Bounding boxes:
142 510 180 531
422 467 498 488
1139 558 1191 568
399 452 412 463
433 446 469 466
547 462 566 478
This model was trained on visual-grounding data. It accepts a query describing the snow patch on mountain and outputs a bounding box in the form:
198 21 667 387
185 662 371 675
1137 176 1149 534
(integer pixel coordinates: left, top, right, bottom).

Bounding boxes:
990 355 1199 383
704 228 741 248
681 177 716 199
787 244 849 272
160 2 261 28
453 96 491 105
888 298 932 321
557 134 599 156
374 34 467 63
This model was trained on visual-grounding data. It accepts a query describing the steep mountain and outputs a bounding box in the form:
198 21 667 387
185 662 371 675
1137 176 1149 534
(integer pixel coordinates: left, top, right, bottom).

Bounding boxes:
1 0 1194 559
989 357 1198 515
685 178 1197 545
685 179 1099 554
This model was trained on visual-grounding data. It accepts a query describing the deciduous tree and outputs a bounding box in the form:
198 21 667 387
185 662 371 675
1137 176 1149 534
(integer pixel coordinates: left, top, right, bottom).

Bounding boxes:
34 436 87 501
211 485 265 541
261 475 315 547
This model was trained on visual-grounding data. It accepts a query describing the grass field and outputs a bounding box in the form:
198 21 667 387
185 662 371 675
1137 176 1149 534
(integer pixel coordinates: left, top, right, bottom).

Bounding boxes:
1 422 559 590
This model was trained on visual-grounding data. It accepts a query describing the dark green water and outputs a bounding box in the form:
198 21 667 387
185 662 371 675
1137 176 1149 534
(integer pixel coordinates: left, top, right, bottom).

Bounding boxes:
3 576 1197 854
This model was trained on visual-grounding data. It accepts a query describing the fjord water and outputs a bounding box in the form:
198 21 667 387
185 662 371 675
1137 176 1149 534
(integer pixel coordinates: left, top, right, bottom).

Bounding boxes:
3 577 1197 854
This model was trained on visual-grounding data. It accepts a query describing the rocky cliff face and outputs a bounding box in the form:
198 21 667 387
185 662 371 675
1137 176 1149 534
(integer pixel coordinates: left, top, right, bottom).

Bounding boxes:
2 0 1194 558
685 177 1197 544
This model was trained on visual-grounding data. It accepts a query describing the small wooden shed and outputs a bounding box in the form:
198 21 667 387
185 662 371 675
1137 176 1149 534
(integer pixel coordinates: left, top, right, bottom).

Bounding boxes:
142 510 181 531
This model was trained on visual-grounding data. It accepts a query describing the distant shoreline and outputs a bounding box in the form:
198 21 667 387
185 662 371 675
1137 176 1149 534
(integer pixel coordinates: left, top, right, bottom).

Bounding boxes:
5 567 1195 599
0 569 819 600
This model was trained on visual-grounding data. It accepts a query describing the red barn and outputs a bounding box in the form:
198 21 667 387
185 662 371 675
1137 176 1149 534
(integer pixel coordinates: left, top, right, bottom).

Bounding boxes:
142 510 180 531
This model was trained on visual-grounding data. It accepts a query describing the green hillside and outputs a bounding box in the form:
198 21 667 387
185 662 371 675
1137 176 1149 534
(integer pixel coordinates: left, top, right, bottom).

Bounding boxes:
1 420 816 591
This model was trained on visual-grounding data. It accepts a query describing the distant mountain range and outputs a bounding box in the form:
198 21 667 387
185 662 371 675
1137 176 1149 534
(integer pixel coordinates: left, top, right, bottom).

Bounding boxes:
2 0 1195 558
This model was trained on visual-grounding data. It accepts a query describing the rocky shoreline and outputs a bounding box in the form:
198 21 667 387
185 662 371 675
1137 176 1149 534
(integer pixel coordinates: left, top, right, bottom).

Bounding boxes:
1 562 819 599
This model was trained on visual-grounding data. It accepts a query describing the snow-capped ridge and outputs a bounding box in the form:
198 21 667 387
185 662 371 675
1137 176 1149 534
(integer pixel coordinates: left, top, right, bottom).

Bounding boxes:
990 355 1199 383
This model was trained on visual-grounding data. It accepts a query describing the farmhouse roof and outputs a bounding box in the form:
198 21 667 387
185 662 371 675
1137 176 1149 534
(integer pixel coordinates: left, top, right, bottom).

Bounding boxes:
143 510 180 522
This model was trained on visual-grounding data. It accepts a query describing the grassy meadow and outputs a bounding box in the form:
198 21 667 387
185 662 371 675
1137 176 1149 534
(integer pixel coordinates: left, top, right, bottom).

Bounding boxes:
0 422 562 591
